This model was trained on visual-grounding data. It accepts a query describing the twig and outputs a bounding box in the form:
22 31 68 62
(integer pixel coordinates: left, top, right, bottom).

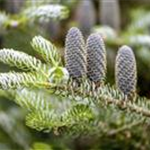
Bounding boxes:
106 119 145 136
50 83 150 118
106 98 150 117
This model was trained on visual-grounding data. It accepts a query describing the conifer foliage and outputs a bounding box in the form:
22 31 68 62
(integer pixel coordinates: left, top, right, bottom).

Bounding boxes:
0 27 150 140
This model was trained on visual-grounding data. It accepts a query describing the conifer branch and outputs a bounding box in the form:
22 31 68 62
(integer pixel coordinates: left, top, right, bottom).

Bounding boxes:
0 28 150 138
0 49 46 72
0 110 31 149
25 104 93 133
24 4 69 22
26 110 62 132
106 119 145 136
0 72 44 89
31 36 60 66
15 88 52 111
51 82 150 119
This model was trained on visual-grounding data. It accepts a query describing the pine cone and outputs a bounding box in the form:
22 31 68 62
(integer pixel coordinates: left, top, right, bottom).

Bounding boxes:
65 27 86 79
86 33 107 84
115 45 137 99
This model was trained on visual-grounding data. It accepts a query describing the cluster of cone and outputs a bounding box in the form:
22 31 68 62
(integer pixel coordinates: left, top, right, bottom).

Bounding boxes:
65 27 137 99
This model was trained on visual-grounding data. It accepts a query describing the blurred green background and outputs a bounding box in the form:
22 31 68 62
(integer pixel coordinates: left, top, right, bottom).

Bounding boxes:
1 0 150 149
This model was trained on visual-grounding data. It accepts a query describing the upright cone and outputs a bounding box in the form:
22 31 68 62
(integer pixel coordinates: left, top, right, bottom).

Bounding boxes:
86 33 107 84
115 45 137 99
65 27 86 80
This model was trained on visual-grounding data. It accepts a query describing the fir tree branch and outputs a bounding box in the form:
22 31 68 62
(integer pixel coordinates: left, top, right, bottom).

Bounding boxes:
49 81 150 119
31 36 61 66
26 110 61 132
15 88 52 111
25 104 94 133
2 80 149 135
0 110 31 149
24 4 69 22
0 72 46 89
106 119 145 136
0 49 46 72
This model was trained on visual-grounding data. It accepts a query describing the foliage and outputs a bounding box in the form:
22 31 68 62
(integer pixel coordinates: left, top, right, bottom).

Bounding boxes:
23 4 69 23
0 103 31 150
0 3 69 31
0 6 69 149
31 36 61 66
31 142 53 150
0 27 150 150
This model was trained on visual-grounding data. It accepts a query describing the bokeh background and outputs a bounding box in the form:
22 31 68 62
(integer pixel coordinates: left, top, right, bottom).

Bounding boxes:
1 0 150 149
